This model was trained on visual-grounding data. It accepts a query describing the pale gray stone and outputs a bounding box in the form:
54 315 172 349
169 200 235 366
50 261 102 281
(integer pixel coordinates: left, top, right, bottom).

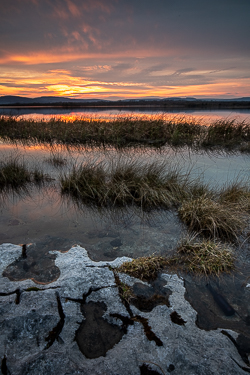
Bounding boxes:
0 243 248 375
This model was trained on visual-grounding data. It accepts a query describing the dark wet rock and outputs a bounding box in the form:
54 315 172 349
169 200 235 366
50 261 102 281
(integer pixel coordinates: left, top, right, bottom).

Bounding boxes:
8 219 22 226
110 238 123 247
184 276 250 342
167 364 175 372
3 252 60 284
140 363 161 374
76 301 124 358
1 236 75 284
206 283 235 316
131 282 171 312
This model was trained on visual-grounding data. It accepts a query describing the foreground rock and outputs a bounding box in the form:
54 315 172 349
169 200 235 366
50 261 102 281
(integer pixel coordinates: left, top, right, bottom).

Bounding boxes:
0 243 249 375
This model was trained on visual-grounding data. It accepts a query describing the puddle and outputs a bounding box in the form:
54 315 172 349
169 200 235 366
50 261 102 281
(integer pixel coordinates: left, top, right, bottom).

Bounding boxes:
2 239 63 284
76 301 124 359
131 278 171 312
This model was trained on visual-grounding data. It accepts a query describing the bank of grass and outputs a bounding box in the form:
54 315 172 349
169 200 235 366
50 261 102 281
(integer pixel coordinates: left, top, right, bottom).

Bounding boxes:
116 237 234 279
1 115 250 151
0 157 50 192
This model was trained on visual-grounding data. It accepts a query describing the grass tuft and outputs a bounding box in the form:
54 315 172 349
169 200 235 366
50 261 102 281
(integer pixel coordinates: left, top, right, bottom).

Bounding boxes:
219 181 250 211
175 236 235 276
0 157 51 192
116 237 235 279
116 255 170 281
60 161 107 205
0 158 31 191
60 159 186 209
178 195 246 240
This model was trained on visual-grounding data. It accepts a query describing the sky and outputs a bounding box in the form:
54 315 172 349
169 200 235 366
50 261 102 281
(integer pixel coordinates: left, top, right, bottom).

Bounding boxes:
1 0 250 100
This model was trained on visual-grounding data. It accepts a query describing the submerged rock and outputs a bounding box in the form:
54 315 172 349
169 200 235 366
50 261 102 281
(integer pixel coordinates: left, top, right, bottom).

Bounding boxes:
0 243 249 374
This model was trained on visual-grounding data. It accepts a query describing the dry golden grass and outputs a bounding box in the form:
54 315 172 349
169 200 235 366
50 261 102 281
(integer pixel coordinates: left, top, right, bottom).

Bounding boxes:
116 255 171 281
175 237 235 276
178 195 246 240
116 237 234 279
60 159 187 209
219 181 250 211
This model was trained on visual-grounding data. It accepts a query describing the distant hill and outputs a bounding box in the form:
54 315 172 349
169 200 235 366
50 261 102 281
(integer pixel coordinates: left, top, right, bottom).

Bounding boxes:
0 96 106 105
0 95 250 108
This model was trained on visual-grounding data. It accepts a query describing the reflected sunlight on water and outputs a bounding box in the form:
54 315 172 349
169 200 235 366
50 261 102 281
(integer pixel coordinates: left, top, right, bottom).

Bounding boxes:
1 108 250 123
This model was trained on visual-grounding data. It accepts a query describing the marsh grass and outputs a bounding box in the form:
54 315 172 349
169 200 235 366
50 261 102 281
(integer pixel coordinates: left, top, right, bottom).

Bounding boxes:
0 158 31 191
1 115 250 152
178 195 246 241
175 236 235 276
60 158 249 240
60 161 107 205
46 151 67 167
219 180 250 211
0 157 50 192
202 119 250 149
60 159 188 209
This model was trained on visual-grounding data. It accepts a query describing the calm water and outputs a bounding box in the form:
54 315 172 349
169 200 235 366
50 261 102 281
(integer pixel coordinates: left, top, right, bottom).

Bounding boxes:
0 108 249 261
0 142 249 260
1 107 250 123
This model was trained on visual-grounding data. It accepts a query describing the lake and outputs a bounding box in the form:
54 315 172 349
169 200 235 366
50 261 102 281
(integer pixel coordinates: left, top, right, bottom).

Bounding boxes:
0 108 249 261
1 106 250 123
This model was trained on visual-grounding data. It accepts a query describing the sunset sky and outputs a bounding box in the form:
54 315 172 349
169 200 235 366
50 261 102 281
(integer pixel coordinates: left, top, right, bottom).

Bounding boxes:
1 0 250 99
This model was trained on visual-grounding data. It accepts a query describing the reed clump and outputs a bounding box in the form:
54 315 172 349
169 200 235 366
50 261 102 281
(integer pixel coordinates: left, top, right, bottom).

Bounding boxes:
202 119 250 149
218 181 250 211
60 162 107 205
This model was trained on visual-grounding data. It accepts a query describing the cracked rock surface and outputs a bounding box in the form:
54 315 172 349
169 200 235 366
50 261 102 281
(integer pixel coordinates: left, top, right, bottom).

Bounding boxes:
0 242 249 375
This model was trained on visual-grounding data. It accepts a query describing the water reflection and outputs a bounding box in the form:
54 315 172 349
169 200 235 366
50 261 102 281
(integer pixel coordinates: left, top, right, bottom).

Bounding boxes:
1 107 250 122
